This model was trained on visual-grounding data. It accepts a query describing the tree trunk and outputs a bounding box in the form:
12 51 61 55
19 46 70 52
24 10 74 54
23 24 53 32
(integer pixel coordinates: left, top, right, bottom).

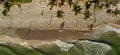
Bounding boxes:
26 22 32 36
49 14 53 25
93 3 96 24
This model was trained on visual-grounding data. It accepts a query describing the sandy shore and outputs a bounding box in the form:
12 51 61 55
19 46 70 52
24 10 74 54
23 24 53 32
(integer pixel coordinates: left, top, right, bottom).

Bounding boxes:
16 28 89 41
0 23 120 46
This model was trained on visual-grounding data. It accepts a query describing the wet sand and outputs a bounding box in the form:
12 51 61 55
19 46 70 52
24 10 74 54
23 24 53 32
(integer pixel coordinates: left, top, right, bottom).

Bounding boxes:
0 22 119 46
16 28 90 42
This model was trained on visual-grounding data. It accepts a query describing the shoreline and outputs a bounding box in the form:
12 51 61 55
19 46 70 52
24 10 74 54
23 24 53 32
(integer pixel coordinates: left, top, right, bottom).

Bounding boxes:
0 23 120 46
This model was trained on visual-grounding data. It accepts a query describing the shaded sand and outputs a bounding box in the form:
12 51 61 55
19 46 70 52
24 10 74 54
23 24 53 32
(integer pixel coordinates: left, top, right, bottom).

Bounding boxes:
16 28 89 42
15 23 120 46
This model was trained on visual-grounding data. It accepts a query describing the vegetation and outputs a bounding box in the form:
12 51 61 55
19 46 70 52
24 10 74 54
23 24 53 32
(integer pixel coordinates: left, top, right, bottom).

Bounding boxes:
48 0 120 30
0 0 32 16
0 0 120 30
0 0 120 55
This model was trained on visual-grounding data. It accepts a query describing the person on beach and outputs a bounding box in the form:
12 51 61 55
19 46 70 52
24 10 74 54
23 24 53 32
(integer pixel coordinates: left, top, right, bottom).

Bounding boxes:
60 21 65 30
88 24 95 32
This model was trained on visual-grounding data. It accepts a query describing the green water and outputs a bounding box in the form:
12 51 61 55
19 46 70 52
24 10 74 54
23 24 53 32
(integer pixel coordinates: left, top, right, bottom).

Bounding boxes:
0 31 119 55
95 31 120 55
0 44 44 55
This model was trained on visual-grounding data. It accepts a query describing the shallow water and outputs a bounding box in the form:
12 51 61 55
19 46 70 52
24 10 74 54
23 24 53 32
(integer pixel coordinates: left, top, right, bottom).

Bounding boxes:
0 31 119 55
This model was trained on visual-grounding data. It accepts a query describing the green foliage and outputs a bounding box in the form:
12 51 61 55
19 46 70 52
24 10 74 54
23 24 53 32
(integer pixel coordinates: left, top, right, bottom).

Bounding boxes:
56 10 64 19
106 8 120 17
88 24 94 31
72 4 82 15
104 0 120 7
0 0 32 16
85 1 91 10
0 0 120 20
67 0 73 8
83 10 91 20
114 8 120 17
2 2 13 16
106 9 113 13
58 0 65 8
48 0 57 10
0 0 5 4
47 0 120 26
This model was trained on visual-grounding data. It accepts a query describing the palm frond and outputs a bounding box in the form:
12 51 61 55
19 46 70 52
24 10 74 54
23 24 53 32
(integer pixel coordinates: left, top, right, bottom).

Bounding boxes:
2 2 13 16
85 1 91 10
56 10 64 19
106 9 113 13
48 0 57 10
58 0 65 8
83 10 91 20
113 8 120 17
73 4 82 15
67 0 73 8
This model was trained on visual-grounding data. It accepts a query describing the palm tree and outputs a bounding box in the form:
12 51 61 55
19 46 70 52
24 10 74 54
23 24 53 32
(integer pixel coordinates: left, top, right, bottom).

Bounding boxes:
83 10 91 20
56 10 64 19
26 22 32 36
48 0 57 10
2 1 13 16
67 0 73 8
1 0 32 16
72 4 82 15
0 0 120 31
58 0 66 8
113 8 120 17
49 14 53 25
47 0 120 30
